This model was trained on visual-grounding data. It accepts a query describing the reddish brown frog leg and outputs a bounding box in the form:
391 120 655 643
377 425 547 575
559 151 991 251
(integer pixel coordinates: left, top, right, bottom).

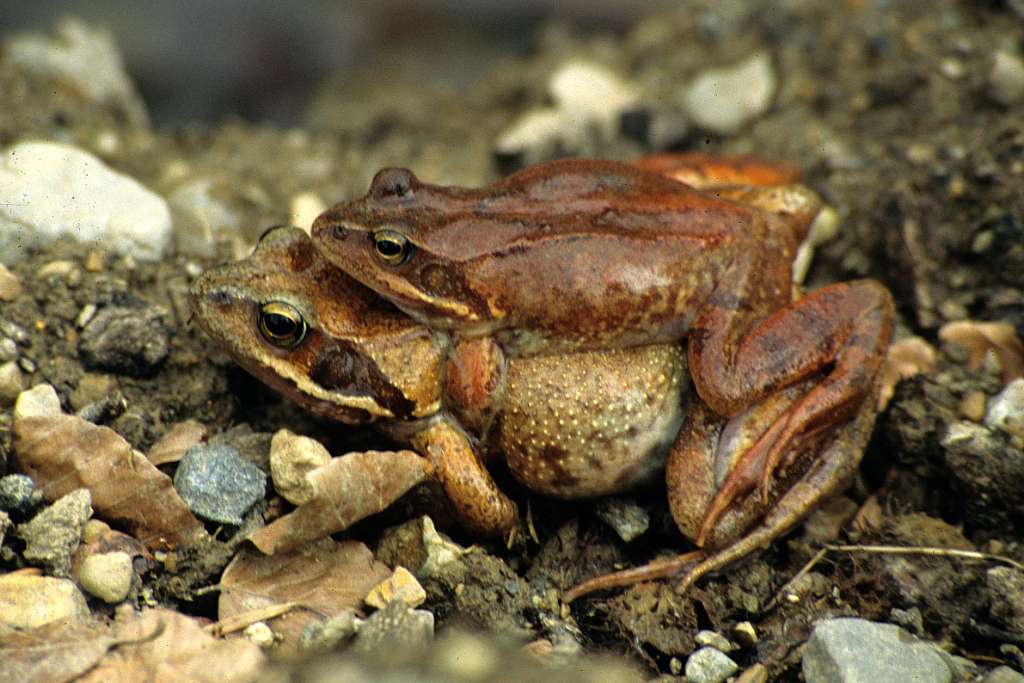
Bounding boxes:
691 280 893 545
411 419 519 537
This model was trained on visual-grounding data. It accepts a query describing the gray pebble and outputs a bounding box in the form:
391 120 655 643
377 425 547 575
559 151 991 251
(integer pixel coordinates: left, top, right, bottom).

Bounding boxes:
0 474 41 517
803 617 952 683
987 567 1024 632
173 444 266 525
350 599 434 661
15 489 92 577
685 646 739 683
593 496 649 542
78 304 169 377
984 666 1024 683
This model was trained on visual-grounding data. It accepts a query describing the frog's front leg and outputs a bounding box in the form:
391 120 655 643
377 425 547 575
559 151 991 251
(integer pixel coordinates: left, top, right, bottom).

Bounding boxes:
410 419 519 537
689 278 893 543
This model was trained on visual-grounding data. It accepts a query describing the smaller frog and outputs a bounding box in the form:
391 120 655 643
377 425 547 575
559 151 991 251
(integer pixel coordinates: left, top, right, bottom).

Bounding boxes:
311 153 894 541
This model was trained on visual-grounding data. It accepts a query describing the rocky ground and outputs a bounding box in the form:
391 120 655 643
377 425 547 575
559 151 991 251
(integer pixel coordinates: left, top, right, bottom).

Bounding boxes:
1 2 1024 681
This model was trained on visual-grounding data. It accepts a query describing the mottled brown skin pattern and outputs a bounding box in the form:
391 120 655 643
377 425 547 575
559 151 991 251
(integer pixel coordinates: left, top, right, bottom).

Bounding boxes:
312 154 894 543
189 228 686 537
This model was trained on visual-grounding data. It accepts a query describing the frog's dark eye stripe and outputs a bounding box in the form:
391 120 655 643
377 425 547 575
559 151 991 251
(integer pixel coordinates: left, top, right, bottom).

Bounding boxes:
258 301 308 349
372 229 414 266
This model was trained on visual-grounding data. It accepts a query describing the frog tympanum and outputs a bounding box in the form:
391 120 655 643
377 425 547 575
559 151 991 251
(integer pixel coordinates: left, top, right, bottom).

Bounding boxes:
311 154 894 548
192 153 894 599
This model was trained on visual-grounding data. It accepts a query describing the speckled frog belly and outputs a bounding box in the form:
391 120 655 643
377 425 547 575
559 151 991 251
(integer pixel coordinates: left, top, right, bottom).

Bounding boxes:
491 344 688 498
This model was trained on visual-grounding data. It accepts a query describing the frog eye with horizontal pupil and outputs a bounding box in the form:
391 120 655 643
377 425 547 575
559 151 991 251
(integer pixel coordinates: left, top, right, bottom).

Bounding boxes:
257 302 308 348
372 229 414 265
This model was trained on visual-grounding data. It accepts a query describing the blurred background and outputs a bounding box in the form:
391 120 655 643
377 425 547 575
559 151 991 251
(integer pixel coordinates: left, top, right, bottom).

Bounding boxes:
0 1 673 125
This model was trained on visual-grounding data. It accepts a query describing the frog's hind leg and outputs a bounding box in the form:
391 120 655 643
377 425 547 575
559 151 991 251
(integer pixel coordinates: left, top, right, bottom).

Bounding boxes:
670 368 881 590
691 279 893 546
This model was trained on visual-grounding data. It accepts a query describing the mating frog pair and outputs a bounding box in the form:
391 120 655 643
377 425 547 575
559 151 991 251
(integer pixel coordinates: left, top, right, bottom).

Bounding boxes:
190 153 893 598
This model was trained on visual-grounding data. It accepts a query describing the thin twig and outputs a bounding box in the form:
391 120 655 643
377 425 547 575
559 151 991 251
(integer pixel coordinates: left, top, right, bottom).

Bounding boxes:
766 543 1024 612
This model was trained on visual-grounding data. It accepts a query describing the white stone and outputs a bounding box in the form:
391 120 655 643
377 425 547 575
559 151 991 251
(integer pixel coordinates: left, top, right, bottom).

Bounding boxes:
269 429 331 505
290 192 327 233
243 621 276 649
167 178 241 258
0 263 21 301
684 52 776 134
14 383 62 421
0 141 172 263
79 550 133 603
548 60 638 134
5 18 147 125
685 646 739 683
0 361 25 406
0 573 89 629
985 378 1024 440
990 50 1024 106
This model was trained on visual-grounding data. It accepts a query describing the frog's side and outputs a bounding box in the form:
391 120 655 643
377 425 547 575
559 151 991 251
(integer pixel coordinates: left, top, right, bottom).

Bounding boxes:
189 227 687 537
312 153 895 543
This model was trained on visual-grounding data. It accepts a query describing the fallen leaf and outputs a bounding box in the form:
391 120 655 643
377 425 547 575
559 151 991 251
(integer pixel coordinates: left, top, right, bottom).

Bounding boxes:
78 606 265 683
248 449 429 555
218 538 391 651
878 336 938 409
13 406 206 549
940 320 1024 385
0 619 116 683
147 419 207 466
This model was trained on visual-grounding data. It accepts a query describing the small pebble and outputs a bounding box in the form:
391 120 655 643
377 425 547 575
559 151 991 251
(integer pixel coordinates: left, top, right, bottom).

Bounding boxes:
78 304 169 376
269 429 331 505
243 621 276 649
16 488 93 576
68 373 117 412
350 600 434 659
959 390 988 422
593 497 649 542
167 178 242 259
289 192 326 232
299 609 361 653
0 361 25 405
685 646 739 683
732 621 759 648
984 666 1024 683
365 566 427 610
36 259 78 280
684 52 776 134
736 664 769 683
84 250 105 272
0 263 22 301
695 630 736 652
803 618 952 683
173 444 266 525
79 550 133 603
985 378 1024 440
13 383 62 421
990 50 1024 105
375 516 468 578
0 474 41 517
0 573 89 629
0 337 17 362
987 567 1024 632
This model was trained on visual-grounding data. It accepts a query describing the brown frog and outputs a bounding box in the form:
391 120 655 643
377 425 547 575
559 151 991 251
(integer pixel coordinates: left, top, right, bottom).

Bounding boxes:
311 153 894 543
190 222 888 599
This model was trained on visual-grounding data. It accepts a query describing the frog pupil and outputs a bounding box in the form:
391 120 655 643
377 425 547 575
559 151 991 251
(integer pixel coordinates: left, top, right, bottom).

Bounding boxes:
264 313 295 338
376 238 403 257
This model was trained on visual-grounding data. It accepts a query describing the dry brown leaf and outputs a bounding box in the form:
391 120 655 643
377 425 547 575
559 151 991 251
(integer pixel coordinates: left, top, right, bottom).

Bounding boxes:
218 538 391 651
940 320 1024 384
13 412 206 549
78 606 265 683
878 336 938 409
0 619 116 683
147 419 208 466
248 449 429 555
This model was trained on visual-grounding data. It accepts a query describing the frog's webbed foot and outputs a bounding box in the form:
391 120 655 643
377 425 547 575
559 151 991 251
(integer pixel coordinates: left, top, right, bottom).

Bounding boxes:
690 279 893 546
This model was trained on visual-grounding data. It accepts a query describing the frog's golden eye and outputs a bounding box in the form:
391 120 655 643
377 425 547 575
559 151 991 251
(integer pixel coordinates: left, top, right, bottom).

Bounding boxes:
372 229 414 266
258 302 308 349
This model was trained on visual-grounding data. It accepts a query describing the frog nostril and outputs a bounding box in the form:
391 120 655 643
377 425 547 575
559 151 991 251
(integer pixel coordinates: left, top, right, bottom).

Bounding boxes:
208 291 232 306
